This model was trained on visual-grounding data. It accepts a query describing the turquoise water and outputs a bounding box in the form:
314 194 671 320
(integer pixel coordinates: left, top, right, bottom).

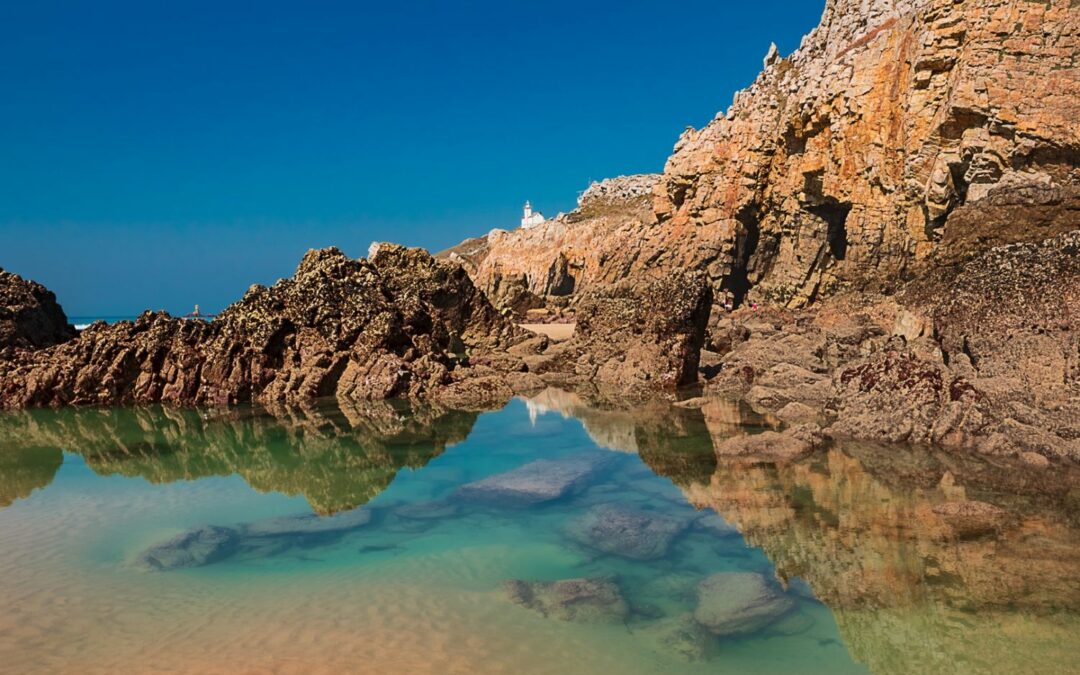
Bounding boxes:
0 396 1077 674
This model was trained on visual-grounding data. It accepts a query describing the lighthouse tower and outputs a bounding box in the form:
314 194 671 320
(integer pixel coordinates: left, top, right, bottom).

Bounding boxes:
520 200 545 229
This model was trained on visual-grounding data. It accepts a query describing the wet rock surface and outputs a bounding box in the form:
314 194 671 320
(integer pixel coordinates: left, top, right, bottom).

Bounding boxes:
456 454 612 507
533 270 712 395
566 504 691 560
502 577 629 623
693 572 795 636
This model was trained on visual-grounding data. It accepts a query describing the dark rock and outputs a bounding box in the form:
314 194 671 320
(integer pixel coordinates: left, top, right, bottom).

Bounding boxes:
0 268 75 353
693 572 794 636
456 454 611 507
502 577 629 622
558 271 713 394
0 246 528 409
566 504 690 560
135 525 238 571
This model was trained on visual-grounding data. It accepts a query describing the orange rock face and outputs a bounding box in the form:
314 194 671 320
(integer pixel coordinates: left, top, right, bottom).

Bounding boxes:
452 0 1079 310
653 0 1080 306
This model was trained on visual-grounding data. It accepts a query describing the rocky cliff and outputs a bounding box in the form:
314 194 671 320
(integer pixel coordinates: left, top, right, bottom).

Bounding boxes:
449 0 1078 311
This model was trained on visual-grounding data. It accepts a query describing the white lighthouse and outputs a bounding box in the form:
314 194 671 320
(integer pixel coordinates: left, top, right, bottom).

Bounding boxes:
520 200 545 229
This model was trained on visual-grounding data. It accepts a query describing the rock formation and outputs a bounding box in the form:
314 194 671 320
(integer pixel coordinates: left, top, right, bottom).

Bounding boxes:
0 244 712 408
0 245 529 408
450 0 1078 311
0 269 75 354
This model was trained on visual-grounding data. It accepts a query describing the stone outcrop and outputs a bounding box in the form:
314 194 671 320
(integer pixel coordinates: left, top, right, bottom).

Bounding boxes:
530 271 712 394
438 174 662 307
0 245 528 409
0 269 75 353
454 454 612 506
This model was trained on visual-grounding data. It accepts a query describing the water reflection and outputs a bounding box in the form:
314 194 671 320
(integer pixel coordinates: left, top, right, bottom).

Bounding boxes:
673 443 1080 675
0 400 477 514
0 392 1078 674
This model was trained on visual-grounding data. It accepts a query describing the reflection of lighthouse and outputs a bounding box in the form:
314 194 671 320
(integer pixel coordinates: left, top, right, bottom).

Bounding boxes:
520 200 545 229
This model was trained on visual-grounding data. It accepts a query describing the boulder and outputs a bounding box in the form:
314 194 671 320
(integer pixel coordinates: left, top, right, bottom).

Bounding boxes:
455 454 611 507
0 268 75 353
566 504 690 560
635 613 714 662
693 572 794 636
502 577 629 622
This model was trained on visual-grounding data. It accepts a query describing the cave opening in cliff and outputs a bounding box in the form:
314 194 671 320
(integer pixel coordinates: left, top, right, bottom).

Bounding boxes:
810 200 851 261
723 207 760 308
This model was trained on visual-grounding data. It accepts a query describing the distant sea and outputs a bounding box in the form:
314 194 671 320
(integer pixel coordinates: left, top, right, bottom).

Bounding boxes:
69 316 140 330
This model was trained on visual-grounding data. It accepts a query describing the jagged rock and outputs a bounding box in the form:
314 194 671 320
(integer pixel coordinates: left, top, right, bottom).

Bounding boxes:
502 577 629 622
828 350 988 446
455 454 611 507
566 504 690 560
693 572 795 636
542 271 712 394
0 268 75 353
135 525 239 571
0 246 527 409
242 507 373 538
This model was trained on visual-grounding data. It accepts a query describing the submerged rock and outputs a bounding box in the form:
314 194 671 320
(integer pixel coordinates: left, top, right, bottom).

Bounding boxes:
566 504 690 560
242 508 373 538
693 572 794 636
502 577 629 622
135 525 238 571
456 454 611 507
635 613 715 662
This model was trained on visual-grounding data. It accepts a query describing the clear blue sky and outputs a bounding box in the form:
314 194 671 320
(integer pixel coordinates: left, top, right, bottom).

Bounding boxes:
0 0 824 316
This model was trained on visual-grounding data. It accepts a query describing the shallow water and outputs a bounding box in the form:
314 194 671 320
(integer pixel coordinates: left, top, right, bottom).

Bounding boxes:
0 395 1077 674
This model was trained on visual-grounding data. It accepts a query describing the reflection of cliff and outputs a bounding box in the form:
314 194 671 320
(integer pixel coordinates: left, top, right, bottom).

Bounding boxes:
523 389 781 485
673 442 1080 675
0 444 62 508
0 401 477 514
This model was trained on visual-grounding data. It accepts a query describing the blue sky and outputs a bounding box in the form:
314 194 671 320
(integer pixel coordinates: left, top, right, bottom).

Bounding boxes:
0 0 824 316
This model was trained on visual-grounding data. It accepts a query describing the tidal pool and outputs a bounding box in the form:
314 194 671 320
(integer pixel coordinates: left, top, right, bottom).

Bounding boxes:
0 393 1077 674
